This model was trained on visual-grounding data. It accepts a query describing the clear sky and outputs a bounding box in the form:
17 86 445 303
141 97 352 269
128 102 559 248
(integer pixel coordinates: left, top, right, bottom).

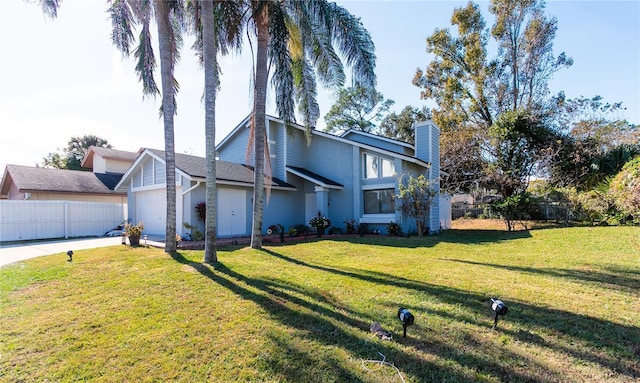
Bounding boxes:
1 0 638 173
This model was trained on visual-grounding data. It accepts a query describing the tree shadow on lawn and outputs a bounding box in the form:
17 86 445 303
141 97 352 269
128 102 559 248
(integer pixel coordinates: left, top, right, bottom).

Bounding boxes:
170 251 550 382
441 259 640 294
259 229 533 250
261 250 640 380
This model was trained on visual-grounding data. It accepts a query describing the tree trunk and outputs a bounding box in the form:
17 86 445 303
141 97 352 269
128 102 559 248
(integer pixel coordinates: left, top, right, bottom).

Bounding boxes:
202 0 218 265
250 5 269 249
154 0 177 253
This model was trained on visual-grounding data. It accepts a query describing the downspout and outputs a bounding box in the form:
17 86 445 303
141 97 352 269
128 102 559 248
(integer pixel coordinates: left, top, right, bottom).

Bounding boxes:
182 180 203 196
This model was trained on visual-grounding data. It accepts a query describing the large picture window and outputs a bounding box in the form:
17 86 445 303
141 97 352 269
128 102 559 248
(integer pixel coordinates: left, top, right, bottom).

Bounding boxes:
364 153 395 179
364 189 395 214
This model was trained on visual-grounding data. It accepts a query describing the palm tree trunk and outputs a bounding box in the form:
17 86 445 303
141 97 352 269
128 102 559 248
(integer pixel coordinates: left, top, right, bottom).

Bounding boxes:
202 0 218 264
250 5 269 249
154 0 177 253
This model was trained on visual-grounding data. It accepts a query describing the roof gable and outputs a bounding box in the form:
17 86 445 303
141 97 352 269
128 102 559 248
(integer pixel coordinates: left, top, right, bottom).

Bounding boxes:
81 146 139 169
116 149 295 190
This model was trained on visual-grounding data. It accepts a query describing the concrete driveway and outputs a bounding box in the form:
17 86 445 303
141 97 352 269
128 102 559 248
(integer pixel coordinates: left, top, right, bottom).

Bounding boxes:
0 237 124 267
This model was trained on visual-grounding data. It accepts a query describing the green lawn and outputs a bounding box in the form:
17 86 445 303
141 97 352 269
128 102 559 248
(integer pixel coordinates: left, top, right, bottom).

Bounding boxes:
1 226 638 382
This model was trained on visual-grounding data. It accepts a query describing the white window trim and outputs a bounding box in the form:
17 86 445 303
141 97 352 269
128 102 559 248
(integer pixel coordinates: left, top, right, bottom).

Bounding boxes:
360 214 396 224
362 183 395 191
362 152 396 179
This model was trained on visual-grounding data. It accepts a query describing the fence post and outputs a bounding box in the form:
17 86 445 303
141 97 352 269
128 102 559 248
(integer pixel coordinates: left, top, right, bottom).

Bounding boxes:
64 202 69 239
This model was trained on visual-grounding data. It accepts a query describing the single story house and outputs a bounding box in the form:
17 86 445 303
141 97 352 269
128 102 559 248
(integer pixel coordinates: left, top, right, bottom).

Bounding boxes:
116 115 450 238
0 146 137 204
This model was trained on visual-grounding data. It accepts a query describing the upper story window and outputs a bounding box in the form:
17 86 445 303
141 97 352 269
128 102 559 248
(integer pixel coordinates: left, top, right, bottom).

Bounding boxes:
364 153 395 179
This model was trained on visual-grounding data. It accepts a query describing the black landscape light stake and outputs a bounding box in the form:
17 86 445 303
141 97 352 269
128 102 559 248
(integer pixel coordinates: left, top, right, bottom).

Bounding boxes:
490 298 508 329
397 308 414 338
66 250 73 262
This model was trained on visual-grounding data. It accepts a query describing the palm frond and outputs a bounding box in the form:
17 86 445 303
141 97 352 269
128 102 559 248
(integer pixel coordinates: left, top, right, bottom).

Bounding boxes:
292 57 319 138
216 0 245 56
323 1 377 89
268 4 296 125
109 0 136 55
133 22 159 98
290 0 345 89
38 0 60 19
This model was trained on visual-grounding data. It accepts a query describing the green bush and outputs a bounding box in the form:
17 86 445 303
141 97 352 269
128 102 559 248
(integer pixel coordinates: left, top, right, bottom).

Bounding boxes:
387 222 403 236
343 219 357 234
491 192 541 231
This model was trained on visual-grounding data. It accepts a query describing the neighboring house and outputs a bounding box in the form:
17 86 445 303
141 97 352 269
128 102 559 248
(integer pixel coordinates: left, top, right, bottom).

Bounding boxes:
0 146 137 204
81 146 139 175
116 114 448 238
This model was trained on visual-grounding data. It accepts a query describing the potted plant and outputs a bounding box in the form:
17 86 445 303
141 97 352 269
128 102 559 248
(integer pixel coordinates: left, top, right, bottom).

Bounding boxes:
309 211 331 237
124 221 144 246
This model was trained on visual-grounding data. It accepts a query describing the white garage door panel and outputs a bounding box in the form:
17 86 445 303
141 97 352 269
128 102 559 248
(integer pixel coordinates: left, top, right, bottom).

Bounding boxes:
136 189 166 235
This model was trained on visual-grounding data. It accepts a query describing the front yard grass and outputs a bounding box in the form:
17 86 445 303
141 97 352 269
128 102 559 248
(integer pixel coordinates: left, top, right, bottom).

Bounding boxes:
1 225 638 382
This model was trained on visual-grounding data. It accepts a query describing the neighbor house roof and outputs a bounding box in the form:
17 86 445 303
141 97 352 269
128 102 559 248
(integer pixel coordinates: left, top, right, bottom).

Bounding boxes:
81 146 140 169
117 149 296 190
0 165 126 196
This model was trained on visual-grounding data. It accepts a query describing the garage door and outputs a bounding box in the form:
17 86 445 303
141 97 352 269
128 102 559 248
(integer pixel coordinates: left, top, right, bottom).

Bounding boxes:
135 189 166 235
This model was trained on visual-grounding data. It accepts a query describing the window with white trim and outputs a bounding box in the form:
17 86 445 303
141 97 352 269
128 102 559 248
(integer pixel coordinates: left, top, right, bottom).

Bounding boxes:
363 153 395 179
364 188 395 214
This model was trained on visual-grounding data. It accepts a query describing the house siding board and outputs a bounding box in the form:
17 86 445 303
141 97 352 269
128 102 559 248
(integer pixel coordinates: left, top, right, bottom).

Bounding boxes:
218 127 251 165
133 168 142 188
429 126 441 232
286 129 305 168
185 182 206 235
269 120 285 180
262 188 304 233
414 125 430 163
142 158 154 186
344 133 407 155
303 135 357 225
154 161 166 184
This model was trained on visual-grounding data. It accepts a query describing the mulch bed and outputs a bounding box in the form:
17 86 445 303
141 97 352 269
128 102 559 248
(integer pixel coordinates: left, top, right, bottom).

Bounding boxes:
176 233 336 250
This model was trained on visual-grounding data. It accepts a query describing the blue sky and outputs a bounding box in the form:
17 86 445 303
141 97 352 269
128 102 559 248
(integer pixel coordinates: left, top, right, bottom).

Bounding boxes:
1 0 638 173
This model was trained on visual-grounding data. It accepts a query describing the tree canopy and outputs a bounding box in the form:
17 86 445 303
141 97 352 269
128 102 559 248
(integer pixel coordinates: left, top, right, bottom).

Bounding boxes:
378 105 430 144
548 95 639 190
413 0 572 195
42 135 111 171
324 85 393 134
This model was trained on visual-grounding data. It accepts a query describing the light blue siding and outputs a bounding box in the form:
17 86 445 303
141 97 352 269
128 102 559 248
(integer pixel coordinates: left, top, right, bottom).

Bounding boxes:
342 131 410 155
211 116 443 237
268 119 285 180
286 128 306 168
218 126 251 165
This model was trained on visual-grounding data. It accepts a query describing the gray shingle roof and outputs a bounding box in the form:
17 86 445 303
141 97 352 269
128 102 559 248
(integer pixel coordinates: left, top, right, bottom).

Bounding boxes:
145 149 295 189
4 165 125 195
286 166 343 188
88 146 139 161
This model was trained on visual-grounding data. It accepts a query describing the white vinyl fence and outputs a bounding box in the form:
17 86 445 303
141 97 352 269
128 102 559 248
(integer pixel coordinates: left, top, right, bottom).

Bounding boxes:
0 200 125 242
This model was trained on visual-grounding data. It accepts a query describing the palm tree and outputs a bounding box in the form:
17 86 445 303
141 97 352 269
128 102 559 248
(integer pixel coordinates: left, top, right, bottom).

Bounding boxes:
191 0 243 265
109 0 185 253
33 1 183 253
246 0 377 249
201 0 218 264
